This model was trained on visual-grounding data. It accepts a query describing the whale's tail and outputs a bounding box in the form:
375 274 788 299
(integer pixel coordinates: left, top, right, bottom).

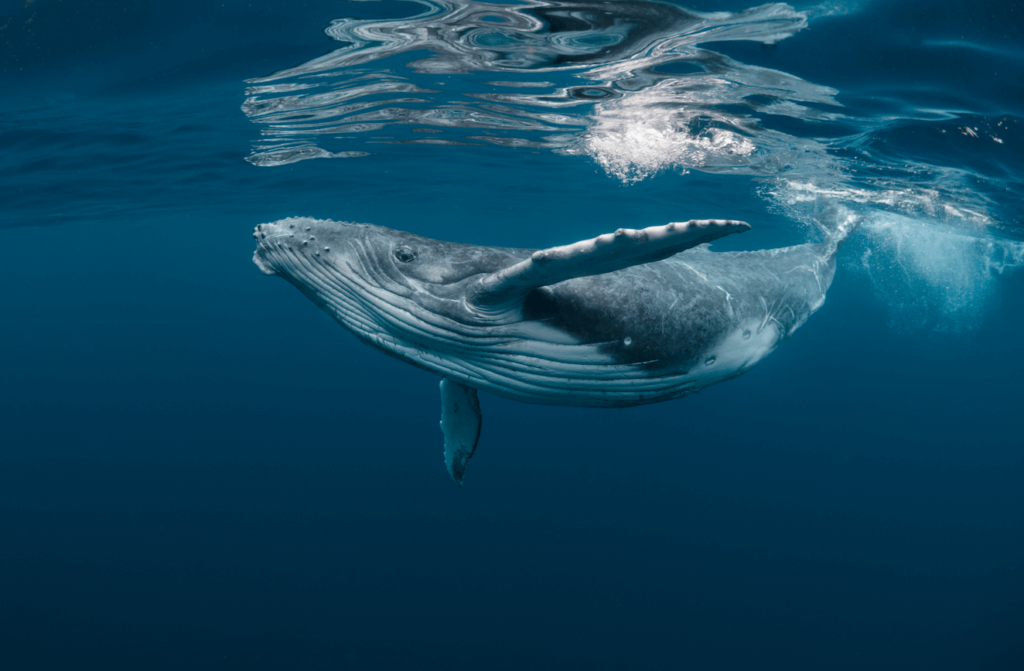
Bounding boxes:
831 209 861 248
814 207 862 263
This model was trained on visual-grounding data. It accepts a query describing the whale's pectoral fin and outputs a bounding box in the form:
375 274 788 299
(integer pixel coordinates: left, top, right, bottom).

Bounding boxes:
439 378 482 486
472 219 749 306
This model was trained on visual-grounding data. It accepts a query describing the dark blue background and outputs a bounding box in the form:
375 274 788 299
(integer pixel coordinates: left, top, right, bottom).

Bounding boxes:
2 1 1022 668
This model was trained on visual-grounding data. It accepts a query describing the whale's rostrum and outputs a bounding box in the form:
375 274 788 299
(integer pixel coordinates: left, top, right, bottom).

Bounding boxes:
253 216 846 484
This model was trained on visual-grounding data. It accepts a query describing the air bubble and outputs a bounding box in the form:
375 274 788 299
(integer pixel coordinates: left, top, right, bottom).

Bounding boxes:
324 247 330 252
704 356 716 366
742 329 751 340
623 336 632 346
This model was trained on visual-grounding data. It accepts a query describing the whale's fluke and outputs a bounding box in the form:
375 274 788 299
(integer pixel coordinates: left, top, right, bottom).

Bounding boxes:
473 219 749 306
439 379 482 486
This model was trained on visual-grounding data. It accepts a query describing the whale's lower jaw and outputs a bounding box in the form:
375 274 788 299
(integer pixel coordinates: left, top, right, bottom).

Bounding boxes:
252 250 279 276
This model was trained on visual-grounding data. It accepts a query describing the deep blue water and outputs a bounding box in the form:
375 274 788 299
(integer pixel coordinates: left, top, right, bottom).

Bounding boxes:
2 0 1023 668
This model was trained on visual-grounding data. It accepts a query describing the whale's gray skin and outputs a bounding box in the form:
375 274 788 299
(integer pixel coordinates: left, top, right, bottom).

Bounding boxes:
253 216 844 484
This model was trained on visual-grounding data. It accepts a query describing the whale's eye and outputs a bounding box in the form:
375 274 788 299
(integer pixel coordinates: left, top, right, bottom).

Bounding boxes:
394 245 416 263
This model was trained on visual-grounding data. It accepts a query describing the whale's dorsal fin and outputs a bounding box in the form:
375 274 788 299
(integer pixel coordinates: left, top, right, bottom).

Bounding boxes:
473 219 749 307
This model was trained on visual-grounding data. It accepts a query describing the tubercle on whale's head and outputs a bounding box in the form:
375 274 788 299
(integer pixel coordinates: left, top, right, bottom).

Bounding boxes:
253 217 394 289
253 217 517 292
253 217 439 347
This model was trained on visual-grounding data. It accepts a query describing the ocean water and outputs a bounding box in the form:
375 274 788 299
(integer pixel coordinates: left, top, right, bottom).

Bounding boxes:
2 0 1022 668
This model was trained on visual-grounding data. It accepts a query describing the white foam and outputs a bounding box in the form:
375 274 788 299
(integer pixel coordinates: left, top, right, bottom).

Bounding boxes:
774 180 993 227
857 214 1024 333
578 89 756 183
764 179 1024 332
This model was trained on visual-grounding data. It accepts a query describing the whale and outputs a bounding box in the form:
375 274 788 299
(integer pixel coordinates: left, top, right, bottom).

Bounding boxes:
253 216 848 484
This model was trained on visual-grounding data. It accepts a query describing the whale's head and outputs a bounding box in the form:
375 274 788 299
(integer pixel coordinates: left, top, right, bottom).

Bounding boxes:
253 216 423 290
253 217 526 350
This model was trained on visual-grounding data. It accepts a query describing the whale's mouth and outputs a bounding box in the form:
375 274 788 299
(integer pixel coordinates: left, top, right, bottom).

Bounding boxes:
252 224 283 275
252 249 278 276
253 220 334 277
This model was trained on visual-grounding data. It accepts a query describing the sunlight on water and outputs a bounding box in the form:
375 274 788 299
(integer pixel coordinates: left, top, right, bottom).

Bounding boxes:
242 1 816 167
241 0 1024 331
578 99 757 184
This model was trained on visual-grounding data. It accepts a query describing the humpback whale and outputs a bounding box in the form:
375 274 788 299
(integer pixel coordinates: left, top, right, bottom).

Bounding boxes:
253 217 847 484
